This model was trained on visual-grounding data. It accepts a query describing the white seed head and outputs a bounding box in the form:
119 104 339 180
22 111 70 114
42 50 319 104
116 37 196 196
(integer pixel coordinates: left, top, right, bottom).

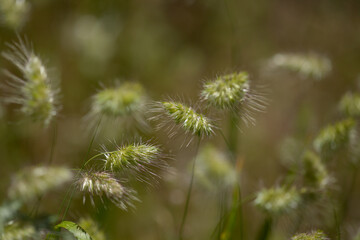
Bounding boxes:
8 166 73 202
291 230 329 240
2 39 59 126
302 151 331 191
268 53 331 80
76 171 137 210
254 186 301 215
0 0 29 29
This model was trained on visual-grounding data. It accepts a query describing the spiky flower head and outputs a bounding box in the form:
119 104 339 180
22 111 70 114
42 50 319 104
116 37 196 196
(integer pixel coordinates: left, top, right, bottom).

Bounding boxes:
313 118 356 158
195 144 237 189
268 53 331 80
302 151 330 191
8 166 73 202
0 0 29 29
291 230 328 240
102 142 167 183
76 171 137 210
2 223 38 240
254 186 301 215
79 217 106 240
201 72 250 109
153 101 214 138
339 92 360 118
2 39 58 126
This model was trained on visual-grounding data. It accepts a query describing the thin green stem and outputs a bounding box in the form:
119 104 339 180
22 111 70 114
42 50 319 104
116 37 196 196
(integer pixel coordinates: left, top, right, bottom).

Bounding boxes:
179 137 201 240
256 216 273 240
341 165 358 224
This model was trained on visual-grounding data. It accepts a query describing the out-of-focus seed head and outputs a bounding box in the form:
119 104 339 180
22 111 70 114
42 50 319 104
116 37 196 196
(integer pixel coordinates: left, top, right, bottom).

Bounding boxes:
339 92 360 118
291 230 329 240
2 223 38 240
76 171 137 210
195 144 237 190
0 0 29 29
2 39 58 126
154 101 214 138
201 72 250 109
254 186 301 215
268 53 331 80
8 166 73 202
79 217 106 240
102 142 167 184
302 151 331 191
313 118 356 158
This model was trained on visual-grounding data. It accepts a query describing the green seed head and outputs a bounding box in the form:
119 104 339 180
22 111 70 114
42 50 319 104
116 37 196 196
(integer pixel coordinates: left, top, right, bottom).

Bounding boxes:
2 40 58 126
92 82 146 118
201 72 250 109
302 151 330 191
0 0 29 29
254 186 301 215
313 118 355 158
269 53 331 80
291 230 328 240
160 101 214 137
8 166 73 202
339 92 360 117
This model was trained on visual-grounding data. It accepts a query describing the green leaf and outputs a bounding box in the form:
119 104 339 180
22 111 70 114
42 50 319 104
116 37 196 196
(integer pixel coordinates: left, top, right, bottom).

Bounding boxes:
55 221 93 240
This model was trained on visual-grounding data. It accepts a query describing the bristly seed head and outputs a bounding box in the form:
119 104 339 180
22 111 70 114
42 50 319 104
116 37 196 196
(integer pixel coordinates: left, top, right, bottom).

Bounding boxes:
102 142 167 184
291 230 329 240
8 166 73 202
158 101 214 137
313 118 356 158
201 72 250 109
91 82 146 118
76 171 137 210
302 151 331 191
2 39 58 126
339 92 360 118
254 186 301 215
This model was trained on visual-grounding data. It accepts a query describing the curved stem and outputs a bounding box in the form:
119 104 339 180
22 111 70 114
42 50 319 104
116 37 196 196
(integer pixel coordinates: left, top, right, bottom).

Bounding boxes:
179 137 201 240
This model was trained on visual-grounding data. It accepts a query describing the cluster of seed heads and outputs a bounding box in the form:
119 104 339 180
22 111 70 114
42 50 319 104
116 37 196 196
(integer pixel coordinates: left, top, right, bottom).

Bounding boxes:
2 40 58 126
313 118 355 158
76 171 137 210
8 166 73 202
254 186 301 215
268 53 332 79
291 230 328 240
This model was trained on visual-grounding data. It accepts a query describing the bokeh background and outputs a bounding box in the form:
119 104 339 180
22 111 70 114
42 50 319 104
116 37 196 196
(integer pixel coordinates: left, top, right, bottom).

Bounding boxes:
1 0 360 239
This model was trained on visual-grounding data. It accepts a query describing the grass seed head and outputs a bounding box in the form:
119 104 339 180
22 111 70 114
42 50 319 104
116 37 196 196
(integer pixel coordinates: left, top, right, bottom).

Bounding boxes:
8 166 73 202
302 151 331 191
0 0 29 29
2 223 37 240
76 171 137 210
291 230 329 240
254 186 301 215
339 92 360 118
2 39 58 126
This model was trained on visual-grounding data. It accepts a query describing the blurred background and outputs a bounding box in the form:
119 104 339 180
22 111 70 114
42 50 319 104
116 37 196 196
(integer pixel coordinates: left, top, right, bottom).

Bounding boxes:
0 0 360 239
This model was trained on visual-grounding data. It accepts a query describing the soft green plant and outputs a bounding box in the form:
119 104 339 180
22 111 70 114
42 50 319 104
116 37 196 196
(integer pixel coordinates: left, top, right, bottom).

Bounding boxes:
0 0 29 29
302 151 331 191
268 53 331 79
313 118 356 158
79 217 106 240
2 39 58 126
2 222 38 240
8 166 73 202
339 92 360 118
254 186 301 215
291 230 328 240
